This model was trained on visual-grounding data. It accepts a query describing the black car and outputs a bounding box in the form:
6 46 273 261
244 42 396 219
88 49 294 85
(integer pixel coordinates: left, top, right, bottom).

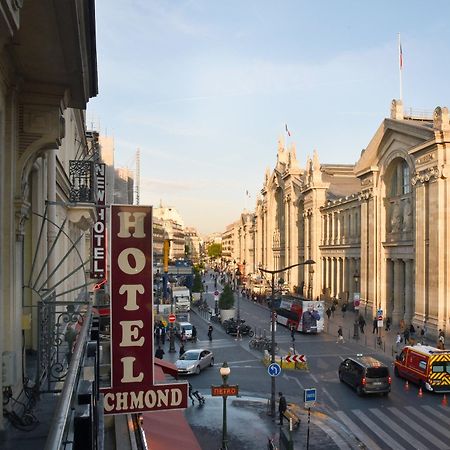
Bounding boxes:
339 356 391 396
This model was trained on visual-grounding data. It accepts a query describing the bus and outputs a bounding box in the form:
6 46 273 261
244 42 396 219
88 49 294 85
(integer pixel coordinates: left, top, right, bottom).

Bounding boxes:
275 298 325 333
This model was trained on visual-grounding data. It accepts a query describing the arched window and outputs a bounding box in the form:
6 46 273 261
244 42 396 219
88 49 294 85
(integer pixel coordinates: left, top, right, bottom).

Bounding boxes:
387 158 410 198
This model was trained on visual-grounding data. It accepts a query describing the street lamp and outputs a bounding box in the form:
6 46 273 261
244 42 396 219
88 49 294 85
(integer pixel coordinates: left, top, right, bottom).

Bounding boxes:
353 270 360 316
308 265 315 299
353 270 359 293
259 259 316 419
220 362 231 450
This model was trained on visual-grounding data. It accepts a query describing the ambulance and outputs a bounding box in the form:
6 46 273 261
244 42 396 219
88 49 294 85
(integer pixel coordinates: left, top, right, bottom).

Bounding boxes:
394 344 450 392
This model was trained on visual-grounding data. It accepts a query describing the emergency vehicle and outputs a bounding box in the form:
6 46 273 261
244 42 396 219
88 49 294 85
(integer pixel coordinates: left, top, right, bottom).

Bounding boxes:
394 344 450 392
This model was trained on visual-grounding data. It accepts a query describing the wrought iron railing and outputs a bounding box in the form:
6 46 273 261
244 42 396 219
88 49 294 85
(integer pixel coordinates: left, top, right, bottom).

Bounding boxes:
69 160 95 203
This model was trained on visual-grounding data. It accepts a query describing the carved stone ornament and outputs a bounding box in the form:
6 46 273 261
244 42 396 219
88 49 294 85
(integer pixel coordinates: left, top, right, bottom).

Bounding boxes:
358 189 373 201
411 166 440 185
416 152 435 165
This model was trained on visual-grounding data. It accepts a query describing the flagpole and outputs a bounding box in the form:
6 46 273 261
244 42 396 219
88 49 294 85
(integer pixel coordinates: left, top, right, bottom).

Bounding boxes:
398 33 403 102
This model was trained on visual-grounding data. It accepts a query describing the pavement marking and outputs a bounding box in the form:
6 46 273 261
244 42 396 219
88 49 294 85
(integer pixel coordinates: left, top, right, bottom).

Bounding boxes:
388 406 448 449
368 408 428 450
315 421 359 450
309 373 319 383
404 405 450 439
334 410 382 450
227 359 261 364
282 373 304 390
353 409 406 450
422 404 450 422
321 387 339 409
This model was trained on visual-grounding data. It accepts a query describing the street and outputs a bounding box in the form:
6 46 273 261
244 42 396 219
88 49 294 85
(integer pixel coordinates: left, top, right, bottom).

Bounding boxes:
172 276 450 449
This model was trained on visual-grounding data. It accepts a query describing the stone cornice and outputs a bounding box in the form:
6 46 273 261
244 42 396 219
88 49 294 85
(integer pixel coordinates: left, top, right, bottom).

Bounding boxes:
411 165 442 185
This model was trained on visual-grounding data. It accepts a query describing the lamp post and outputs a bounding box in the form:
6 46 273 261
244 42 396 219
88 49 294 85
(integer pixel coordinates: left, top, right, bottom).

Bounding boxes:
220 362 231 450
235 267 242 322
259 259 316 419
353 270 360 316
308 265 315 299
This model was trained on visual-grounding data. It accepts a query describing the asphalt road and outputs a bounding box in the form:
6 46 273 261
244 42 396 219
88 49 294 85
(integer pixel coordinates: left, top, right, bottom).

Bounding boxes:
175 275 450 450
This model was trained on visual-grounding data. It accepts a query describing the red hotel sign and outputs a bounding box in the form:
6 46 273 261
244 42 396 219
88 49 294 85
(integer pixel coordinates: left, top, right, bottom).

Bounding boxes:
91 163 106 279
101 205 188 414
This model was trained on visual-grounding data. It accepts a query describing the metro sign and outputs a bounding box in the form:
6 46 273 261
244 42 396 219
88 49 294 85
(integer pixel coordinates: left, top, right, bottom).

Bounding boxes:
211 385 239 397
101 205 188 414
285 354 306 363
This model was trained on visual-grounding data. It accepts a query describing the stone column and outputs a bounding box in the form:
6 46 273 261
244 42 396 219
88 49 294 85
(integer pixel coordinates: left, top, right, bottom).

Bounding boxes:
392 259 405 325
404 259 413 323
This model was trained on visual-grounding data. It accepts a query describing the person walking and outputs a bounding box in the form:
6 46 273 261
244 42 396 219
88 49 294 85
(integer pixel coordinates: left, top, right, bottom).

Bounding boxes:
358 315 366 334
207 324 213 341
235 323 241 341
403 327 410 345
438 330 445 349
395 332 402 353
326 307 332 320
278 392 287 426
385 317 391 331
290 324 296 341
179 343 186 358
372 318 378 334
160 326 166 345
330 303 336 317
192 325 197 343
337 326 345 343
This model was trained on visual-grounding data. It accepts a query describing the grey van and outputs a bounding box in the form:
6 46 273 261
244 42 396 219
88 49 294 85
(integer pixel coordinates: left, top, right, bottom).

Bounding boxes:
339 356 391 396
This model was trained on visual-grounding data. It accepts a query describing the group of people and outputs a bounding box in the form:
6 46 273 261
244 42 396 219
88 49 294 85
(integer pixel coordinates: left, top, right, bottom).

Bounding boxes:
154 321 199 360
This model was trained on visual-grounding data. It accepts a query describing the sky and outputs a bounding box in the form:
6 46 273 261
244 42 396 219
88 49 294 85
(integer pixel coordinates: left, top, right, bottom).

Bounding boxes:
88 0 450 237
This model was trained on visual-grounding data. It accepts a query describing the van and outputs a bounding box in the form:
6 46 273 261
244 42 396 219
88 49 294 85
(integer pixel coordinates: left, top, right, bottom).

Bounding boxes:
339 355 391 396
394 344 450 392
175 321 193 340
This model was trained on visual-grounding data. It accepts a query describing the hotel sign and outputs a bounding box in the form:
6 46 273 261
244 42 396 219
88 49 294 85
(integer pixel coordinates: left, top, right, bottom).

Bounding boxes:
91 163 106 279
101 205 188 414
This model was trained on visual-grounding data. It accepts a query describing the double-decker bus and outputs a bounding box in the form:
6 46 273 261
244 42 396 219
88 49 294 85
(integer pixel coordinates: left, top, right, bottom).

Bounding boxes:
275 297 325 333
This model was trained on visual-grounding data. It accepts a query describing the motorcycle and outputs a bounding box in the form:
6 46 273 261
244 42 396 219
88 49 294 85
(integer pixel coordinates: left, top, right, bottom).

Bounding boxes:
225 320 254 337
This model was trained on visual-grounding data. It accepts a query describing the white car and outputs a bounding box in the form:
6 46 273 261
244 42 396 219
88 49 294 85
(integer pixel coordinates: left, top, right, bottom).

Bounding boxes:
176 349 214 375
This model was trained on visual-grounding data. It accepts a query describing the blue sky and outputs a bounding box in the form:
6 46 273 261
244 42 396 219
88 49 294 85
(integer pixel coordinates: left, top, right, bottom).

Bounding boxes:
88 0 450 236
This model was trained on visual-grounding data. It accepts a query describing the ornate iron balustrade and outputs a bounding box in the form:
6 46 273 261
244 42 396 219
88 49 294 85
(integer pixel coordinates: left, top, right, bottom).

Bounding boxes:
37 297 90 393
69 160 95 203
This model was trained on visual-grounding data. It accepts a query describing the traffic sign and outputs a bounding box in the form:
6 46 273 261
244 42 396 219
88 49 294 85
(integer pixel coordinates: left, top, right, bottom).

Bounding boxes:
168 314 176 323
268 363 281 377
304 388 317 407
214 290 219 297
285 354 306 363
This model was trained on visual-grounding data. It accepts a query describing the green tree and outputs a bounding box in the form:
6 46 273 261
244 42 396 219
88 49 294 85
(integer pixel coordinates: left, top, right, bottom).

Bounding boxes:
192 268 203 293
219 283 235 310
207 243 222 259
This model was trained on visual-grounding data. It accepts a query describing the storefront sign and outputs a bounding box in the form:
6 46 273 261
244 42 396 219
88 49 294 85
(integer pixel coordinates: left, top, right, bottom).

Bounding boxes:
102 205 187 414
91 163 106 279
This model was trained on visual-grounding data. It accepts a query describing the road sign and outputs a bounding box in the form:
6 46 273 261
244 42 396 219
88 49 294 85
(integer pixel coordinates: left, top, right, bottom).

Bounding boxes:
304 388 317 407
268 363 281 377
168 314 176 323
211 385 239 397
214 290 219 296
285 354 306 363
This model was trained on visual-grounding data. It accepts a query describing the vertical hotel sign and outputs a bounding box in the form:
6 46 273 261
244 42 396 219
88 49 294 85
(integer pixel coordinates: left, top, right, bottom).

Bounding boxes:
101 205 188 414
91 163 106 279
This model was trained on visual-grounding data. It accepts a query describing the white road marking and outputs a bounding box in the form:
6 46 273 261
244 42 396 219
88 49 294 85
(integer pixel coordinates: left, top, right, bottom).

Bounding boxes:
321 387 339 409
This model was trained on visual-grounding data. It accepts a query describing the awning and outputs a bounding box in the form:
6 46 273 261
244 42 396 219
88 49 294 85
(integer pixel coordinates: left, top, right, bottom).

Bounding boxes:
142 366 201 450
154 358 178 379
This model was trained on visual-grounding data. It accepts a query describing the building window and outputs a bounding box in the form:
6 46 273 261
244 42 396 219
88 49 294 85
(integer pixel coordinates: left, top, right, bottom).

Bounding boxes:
402 161 410 194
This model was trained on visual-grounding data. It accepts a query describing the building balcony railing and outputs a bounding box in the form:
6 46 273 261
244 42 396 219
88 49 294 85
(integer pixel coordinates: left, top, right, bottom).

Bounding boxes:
69 160 95 203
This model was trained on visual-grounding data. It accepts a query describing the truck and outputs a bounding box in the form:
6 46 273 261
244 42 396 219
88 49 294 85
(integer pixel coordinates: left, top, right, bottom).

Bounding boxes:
172 286 191 313
394 344 450 392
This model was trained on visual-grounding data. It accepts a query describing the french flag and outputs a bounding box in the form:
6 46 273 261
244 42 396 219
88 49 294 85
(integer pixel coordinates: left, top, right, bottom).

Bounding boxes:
285 124 291 137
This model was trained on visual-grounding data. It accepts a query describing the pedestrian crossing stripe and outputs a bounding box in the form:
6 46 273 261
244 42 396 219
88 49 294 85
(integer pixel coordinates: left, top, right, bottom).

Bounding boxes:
333 404 450 450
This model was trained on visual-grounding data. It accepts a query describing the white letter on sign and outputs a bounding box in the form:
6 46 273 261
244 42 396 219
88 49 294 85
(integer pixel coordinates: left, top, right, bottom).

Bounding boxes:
120 320 145 347
121 356 144 383
118 248 146 274
117 212 146 238
119 284 145 311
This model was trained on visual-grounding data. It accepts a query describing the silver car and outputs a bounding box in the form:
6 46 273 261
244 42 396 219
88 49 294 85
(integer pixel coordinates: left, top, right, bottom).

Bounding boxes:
176 349 214 375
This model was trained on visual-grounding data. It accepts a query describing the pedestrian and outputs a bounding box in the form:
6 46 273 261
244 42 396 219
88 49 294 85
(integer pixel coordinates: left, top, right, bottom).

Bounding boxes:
385 317 391 331
235 324 241 341
438 330 445 349
409 323 415 339
337 326 345 343
278 392 287 426
341 302 347 317
181 329 187 344
326 308 332 320
403 327 410 345
155 345 165 359
160 326 166 345
395 332 402 353
207 324 213 341
179 343 186 358
188 382 196 405
358 314 366 333
290 325 296 341
192 325 197 343
372 318 378 334
330 304 336 317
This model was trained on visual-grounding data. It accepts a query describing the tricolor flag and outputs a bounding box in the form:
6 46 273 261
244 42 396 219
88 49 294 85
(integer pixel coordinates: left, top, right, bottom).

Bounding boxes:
399 42 403 70
285 124 291 137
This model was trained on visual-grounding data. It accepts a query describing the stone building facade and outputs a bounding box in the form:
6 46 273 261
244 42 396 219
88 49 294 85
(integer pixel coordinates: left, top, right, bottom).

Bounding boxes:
230 100 450 338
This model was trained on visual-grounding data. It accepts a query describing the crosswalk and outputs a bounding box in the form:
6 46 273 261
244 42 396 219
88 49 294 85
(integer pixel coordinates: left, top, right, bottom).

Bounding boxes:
332 404 450 450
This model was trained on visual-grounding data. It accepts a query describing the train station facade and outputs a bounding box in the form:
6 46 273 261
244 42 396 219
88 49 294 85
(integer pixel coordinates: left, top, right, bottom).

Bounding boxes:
229 100 450 338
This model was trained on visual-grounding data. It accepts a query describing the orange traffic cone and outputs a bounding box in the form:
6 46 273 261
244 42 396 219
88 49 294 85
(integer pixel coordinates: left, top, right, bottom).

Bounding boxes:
418 387 423 398
442 394 448 407
404 380 409 391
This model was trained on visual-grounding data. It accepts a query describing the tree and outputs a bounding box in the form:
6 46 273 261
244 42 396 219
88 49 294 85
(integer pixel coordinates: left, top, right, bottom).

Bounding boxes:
207 243 222 259
192 267 203 293
219 283 235 310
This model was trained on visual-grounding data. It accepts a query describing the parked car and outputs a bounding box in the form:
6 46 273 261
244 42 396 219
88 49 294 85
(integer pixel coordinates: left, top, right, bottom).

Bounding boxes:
339 355 391 396
174 321 193 340
176 349 214 375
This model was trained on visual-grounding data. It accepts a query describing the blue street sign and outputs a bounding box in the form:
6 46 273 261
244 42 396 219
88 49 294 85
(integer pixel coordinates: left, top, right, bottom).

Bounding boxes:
268 363 281 377
304 388 317 404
